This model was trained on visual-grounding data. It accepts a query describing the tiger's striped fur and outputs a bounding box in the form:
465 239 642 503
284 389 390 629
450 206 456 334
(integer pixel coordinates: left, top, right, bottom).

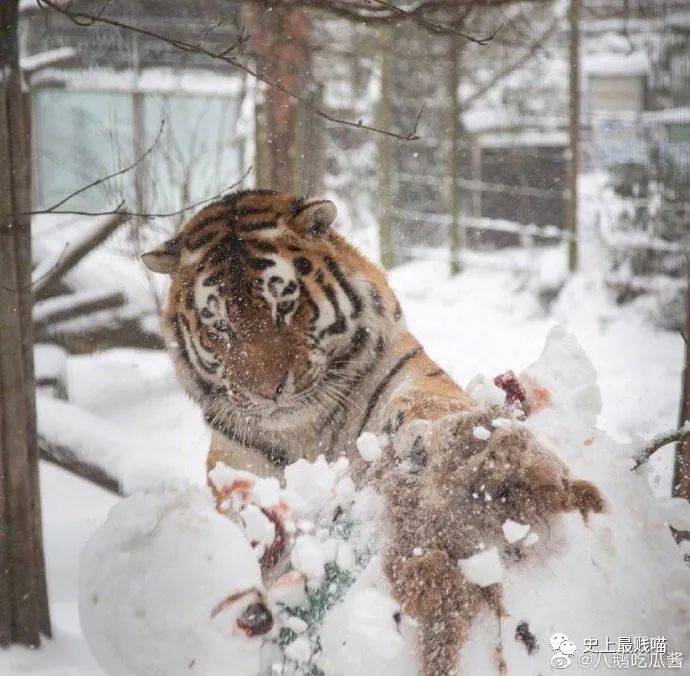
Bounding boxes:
143 189 605 676
143 189 474 478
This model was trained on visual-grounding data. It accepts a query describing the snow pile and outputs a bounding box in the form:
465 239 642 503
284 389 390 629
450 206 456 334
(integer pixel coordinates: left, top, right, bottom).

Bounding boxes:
80 327 690 675
79 486 264 676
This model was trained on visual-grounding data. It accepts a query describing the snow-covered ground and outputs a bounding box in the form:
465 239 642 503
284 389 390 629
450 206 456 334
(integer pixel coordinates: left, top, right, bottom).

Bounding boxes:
1 246 685 674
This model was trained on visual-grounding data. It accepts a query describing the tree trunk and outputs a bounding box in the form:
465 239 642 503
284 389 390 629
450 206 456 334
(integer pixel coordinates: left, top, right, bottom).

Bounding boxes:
566 0 580 273
376 24 395 270
674 269 690 501
0 0 51 647
447 36 463 276
248 4 319 193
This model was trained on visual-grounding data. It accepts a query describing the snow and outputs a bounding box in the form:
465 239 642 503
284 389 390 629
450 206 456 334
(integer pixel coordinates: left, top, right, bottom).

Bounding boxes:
472 425 491 440
584 51 649 77
31 67 245 97
251 477 282 509
290 535 327 583
4 244 687 675
458 547 504 588
355 432 383 462
79 484 264 676
34 343 67 382
502 519 531 544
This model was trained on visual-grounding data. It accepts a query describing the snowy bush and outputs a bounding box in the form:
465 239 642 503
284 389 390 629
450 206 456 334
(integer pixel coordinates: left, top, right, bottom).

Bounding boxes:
80 328 690 675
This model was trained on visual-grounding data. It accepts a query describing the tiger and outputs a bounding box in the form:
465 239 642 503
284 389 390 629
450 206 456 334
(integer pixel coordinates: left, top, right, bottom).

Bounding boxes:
143 189 605 676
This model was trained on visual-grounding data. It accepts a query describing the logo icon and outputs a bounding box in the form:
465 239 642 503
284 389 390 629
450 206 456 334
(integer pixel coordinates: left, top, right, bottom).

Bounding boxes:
550 633 577 669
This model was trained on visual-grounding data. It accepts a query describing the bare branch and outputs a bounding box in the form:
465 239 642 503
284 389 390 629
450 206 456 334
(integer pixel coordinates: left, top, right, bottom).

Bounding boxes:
36 0 423 141
26 166 253 221
33 290 126 330
462 15 560 108
632 427 690 470
38 436 122 495
39 120 165 214
32 213 128 300
368 0 500 45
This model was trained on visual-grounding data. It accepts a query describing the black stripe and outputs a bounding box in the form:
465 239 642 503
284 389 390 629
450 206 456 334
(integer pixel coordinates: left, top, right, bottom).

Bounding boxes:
179 314 219 375
204 413 289 467
237 219 278 231
318 283 347 338
356 347 423 438
393 301 403 321
204 235 246 266
299 281 320 324
247 257 276 271
172 314 212 396
187 212 233 237
426 368 444 377
246 239 278 254
324 256 362 318
187 231 218 251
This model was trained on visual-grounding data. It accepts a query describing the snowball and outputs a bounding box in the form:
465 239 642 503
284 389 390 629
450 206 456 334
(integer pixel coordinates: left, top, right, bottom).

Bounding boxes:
251 477 281 508
472 425 491 440
79 485 263 676
458 547 503 587
207 461 237 492
291 535 326 583
350 487 384 522
284 456 336 517
502 519 530 544
336 543 356 572
335 476 356 508
356 432 383 462
490 417 512 429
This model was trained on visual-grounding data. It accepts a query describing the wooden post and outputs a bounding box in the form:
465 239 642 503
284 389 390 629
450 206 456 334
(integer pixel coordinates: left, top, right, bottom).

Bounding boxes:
0 0 51 647
566 0 580 273
674 268 690 500
377 24 395 270
566 0 580 272
447 36 462 276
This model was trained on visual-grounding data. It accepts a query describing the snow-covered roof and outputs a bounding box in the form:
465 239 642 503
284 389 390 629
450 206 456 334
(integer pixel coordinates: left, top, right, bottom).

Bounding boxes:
584 51 649 78
30 67 245 96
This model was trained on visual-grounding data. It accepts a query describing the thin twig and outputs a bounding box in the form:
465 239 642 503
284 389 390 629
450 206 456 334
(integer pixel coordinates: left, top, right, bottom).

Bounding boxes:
25 166 252 221
39 120 165 214
37 0 424 141
369 0 501 45
632 427 690 470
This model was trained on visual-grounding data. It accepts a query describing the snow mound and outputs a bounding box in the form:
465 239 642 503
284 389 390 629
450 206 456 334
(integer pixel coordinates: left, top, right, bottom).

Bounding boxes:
79 485 264 676
80 327 690 675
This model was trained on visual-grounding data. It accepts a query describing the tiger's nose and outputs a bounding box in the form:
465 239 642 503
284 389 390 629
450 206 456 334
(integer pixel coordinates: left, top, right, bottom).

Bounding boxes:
255 372 288 400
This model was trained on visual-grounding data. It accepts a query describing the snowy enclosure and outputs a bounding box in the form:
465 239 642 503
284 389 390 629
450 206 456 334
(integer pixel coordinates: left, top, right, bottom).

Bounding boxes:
1 0 688 674
76 328 690 675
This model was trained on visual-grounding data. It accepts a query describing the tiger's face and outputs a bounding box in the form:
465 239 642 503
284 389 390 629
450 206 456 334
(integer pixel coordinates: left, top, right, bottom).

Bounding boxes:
143 190 399 427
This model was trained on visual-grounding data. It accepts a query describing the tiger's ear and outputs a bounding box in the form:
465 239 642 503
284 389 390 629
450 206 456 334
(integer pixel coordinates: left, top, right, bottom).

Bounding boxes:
141 236 182 274
294 199 337 236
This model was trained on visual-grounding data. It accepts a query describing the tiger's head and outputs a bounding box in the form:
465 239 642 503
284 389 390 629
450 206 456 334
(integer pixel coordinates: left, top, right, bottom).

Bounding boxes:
143 189 401 428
